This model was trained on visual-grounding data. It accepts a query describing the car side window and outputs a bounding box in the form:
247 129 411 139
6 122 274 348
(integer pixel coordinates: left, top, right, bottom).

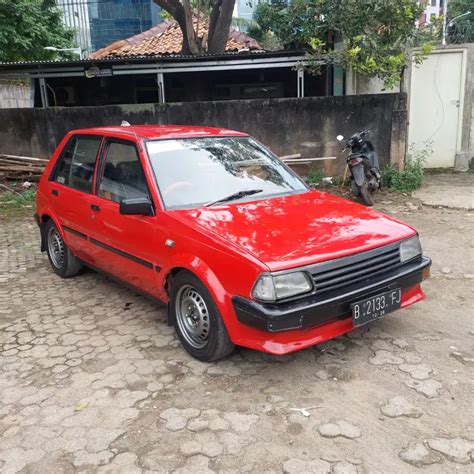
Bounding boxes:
51 136 101 194
98 141 149 204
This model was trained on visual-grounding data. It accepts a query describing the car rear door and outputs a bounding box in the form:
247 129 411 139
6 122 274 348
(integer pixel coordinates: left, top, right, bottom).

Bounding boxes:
46 134 103 262
86 137 163 297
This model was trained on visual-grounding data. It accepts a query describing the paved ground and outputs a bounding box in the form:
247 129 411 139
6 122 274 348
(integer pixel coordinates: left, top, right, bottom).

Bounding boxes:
413 173 474 210
0 174 473 473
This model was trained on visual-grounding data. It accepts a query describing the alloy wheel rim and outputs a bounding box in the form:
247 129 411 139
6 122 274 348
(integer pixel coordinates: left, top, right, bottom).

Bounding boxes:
47 227 65 269
175 285 210 349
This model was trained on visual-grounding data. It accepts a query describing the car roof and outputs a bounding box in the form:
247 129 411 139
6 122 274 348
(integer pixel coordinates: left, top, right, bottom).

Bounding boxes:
72 125 248 140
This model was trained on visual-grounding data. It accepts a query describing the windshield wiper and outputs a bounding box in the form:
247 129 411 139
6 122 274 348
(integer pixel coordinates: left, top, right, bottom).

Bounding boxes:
204 189 263 207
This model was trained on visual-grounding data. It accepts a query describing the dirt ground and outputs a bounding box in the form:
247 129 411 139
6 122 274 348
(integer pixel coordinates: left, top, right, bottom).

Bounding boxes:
0 173 473 473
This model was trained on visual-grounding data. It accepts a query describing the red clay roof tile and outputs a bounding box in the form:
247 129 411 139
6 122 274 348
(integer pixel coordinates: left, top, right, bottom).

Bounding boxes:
89 19 261 60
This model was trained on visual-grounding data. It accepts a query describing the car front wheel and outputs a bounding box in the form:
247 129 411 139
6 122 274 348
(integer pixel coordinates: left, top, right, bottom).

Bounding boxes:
170 271 234 362
45 220 82 278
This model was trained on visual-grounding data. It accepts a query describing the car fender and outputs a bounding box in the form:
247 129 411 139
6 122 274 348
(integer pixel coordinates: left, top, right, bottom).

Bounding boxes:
164 253 228 305
163 252 235 331
37 206 66 250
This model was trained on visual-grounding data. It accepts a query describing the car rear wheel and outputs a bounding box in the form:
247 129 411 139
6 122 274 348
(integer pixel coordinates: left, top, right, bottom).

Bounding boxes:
170 271 234 362
45 220 82 278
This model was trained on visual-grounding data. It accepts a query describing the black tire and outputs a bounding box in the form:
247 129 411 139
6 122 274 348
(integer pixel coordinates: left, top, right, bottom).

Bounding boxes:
45 220 82 278
360 182 375 206
169 271 235 362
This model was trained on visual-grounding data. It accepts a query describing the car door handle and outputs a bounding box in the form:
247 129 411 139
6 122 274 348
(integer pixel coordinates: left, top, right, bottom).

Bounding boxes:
51 189 59 197
90 204 100 212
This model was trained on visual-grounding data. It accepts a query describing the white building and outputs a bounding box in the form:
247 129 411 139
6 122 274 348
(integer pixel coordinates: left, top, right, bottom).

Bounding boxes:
56 0 92 52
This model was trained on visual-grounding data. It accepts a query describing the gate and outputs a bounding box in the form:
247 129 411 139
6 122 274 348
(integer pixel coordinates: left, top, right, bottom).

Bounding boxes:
408 48 467 168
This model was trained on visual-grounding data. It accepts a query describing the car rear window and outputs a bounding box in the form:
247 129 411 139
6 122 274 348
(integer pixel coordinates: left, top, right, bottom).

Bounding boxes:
51 136 102 193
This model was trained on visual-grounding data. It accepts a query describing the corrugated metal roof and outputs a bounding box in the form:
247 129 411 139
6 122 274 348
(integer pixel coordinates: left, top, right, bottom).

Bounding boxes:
0 50 305 69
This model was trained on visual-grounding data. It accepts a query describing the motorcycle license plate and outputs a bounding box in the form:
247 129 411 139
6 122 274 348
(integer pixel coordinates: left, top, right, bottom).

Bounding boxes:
351 288 401 327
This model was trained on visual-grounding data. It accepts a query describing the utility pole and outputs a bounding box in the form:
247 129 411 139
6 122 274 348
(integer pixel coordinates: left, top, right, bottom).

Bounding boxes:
442 0 449 45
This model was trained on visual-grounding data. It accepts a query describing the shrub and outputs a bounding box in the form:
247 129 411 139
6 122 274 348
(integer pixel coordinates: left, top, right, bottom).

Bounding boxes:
307 169 325 186
382 144 431 193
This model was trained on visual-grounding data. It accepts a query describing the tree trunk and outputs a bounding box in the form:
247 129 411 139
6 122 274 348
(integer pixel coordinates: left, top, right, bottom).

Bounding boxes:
153 0 193 54
182 0 204 54
154 0 236 55
208 0 236 54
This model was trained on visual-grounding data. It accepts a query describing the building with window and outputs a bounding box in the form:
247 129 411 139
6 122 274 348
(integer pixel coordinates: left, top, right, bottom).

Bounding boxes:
419 0 444 26
57 0 162 54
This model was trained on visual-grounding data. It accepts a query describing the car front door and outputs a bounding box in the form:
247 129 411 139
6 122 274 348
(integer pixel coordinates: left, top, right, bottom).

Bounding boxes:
46 134 103 262
87 137 162 297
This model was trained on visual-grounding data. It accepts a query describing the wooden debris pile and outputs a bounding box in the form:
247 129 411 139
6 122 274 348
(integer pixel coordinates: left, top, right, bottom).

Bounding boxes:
0 154 48 182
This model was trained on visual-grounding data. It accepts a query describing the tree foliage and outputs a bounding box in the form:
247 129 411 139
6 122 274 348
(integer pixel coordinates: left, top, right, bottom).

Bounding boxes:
251 0 431 89
447 0 474 43
0 0 75 62
153 0 236 54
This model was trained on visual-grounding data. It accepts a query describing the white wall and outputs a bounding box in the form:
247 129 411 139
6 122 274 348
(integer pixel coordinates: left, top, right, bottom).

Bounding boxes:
0 79 34 109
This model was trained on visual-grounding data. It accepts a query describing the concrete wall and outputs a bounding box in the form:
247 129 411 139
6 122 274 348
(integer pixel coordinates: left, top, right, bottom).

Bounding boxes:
458 44 474 171
0 79 34 109
0 94 407 176
345 69 400 96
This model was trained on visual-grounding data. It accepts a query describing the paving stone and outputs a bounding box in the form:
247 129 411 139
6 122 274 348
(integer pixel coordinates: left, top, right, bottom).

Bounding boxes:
380 396 422 418
160 407 201 431
283 458 331 473
399 441 443 467
399 364 433 380
371 340 393 351
427 437 474 464
332 461 359 474
222 412 259 432
450 350 474 366
318 420 361 439
369 350 403 366
206 363 242 377
392 338 411 349
0 447 45 473
180 432 223 458
72 449 114 467
405 379 443 398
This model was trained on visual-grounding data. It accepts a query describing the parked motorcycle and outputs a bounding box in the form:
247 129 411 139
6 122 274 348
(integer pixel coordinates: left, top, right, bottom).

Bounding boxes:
337 129 381 206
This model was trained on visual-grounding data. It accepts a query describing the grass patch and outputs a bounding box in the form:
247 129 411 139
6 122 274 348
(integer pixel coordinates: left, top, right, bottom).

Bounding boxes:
0 188 36 218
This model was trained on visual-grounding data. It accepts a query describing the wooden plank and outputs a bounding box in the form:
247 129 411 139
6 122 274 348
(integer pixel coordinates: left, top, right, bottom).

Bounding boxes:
0 154 48 163
0 165 45 172
282 156 337 163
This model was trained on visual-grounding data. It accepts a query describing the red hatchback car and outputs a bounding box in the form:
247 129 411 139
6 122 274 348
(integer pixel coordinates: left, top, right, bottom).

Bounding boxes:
36 125 431 361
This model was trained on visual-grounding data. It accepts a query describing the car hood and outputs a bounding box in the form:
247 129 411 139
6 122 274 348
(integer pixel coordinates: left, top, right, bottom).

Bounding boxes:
171 190 416 271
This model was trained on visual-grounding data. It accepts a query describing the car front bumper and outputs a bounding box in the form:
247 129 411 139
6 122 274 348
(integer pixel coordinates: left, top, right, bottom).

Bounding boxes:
232 256 431 333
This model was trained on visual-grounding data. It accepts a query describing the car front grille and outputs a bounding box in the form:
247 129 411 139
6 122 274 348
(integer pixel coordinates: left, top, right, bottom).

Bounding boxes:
307 242 402 295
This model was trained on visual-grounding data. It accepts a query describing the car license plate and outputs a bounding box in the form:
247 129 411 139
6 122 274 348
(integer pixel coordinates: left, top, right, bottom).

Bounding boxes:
351 288 401 327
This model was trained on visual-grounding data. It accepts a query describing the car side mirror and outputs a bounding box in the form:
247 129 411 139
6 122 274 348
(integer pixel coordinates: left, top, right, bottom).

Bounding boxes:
119 197 154 216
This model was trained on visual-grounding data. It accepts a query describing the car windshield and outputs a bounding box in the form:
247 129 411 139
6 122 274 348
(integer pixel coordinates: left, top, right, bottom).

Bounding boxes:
146 136 307 209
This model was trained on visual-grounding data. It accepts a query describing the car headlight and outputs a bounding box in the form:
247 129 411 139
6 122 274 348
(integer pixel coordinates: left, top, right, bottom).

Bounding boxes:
400 235 422 262
252 271 313 302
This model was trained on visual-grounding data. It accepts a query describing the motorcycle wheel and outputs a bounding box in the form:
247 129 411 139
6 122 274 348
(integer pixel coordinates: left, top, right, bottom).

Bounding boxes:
360 182 375 206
